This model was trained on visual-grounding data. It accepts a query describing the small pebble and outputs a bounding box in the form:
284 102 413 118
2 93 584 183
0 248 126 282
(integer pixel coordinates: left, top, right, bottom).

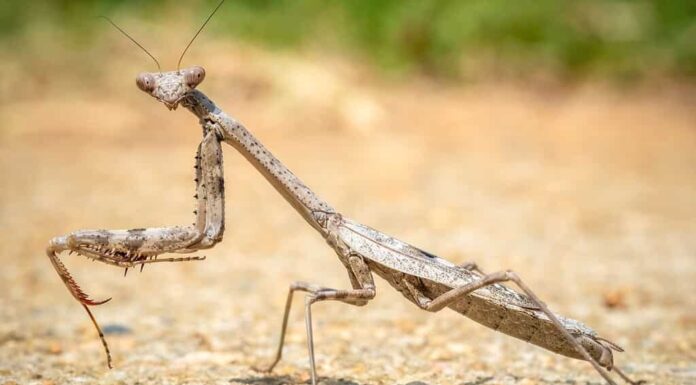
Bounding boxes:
603 288 628 309
48 342 62 355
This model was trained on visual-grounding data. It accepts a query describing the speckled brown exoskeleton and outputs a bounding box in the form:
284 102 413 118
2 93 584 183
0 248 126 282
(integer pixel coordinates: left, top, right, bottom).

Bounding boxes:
45 2 643 384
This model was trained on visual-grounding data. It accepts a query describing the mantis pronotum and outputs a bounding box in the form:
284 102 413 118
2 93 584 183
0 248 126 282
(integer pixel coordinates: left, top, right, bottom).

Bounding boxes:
46 2 643 385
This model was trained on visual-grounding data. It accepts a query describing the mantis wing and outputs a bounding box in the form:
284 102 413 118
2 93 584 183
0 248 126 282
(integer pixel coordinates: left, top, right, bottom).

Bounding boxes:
337 217 539 310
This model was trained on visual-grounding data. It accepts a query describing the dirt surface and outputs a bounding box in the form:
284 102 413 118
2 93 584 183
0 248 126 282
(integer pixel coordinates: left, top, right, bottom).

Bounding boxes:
0 42 695 385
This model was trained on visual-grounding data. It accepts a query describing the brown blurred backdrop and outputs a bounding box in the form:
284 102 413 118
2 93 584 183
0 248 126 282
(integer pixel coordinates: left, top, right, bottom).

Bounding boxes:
0 1 694 384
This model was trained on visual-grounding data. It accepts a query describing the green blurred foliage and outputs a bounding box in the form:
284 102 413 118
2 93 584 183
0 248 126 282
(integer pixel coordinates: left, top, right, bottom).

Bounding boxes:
1 0 694 79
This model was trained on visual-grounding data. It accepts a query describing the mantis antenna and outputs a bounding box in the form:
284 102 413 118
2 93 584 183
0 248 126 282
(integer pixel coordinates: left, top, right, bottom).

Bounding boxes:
177 0 226 72
100 16 162 72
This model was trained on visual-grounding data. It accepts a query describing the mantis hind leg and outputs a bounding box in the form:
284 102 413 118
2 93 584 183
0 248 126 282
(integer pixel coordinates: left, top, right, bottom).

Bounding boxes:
458 262 485 274
405 270 643 385
255 255 376 385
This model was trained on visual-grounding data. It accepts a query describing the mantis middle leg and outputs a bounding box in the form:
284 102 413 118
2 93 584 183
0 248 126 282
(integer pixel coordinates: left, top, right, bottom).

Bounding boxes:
45 127 225 368
256 255 376 385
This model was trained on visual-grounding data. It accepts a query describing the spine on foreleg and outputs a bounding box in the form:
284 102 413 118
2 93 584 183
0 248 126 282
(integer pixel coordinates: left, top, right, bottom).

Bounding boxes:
192 129 226 249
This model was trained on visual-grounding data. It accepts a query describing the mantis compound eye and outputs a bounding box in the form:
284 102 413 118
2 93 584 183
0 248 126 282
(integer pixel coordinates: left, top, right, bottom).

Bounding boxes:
184 66 206 88
135 73 156 92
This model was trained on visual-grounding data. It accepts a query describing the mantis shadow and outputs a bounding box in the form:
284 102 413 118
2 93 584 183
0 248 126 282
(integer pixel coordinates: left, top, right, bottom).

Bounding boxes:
229 375 365 385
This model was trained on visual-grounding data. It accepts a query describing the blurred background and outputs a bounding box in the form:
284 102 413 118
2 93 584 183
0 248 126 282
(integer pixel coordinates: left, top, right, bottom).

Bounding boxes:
0 1 694 384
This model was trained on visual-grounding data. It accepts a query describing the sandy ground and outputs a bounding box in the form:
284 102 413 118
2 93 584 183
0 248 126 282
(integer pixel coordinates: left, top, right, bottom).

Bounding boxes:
0 41 695 385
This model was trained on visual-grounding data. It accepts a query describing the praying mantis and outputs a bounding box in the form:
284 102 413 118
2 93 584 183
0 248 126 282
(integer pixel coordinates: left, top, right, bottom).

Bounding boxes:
45 2 644 384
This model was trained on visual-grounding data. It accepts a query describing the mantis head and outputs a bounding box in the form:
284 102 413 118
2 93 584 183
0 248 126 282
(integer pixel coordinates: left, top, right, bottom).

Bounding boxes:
136 67 206 110
103 0 225 110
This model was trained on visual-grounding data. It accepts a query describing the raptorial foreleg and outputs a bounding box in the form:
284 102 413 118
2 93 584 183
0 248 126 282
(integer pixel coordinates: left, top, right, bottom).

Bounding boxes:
45 129 225 368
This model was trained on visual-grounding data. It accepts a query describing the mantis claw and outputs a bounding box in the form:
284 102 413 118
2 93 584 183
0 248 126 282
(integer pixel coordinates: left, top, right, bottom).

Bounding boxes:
84 297 112 306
